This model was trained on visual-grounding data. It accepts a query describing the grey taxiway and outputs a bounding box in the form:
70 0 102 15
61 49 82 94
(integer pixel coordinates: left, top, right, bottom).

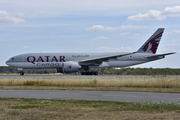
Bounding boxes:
1 75 180 79
0 75 180 102
0 90 179 102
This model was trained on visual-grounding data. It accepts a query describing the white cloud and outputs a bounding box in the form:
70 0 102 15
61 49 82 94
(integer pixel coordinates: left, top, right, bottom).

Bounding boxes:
92 36 109 41
166 30 180 34
127 5 180 21
86 25 119 31
17 13 26 18
97 46 132 51
130 33 140 38
0 10 25 24
120 25 147 29
159 48 179 53
128 10 165 21
23 46 29 48
171 39 180 42
86 25 147 31
163 6 180 17
39 11 47 14
2 0 180 14
0 11 7 15
163 43 180 47
120 32 130 35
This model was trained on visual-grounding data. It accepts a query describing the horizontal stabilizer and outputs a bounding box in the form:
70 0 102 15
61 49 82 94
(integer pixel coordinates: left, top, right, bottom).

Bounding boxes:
145 52 176 59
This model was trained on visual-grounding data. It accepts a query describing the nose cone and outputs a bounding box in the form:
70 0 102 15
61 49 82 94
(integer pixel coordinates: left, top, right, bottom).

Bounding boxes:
6 60 10 65
6 60 14 67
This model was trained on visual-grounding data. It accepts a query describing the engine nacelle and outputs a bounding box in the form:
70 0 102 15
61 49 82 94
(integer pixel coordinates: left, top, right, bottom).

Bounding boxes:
56 61 81 73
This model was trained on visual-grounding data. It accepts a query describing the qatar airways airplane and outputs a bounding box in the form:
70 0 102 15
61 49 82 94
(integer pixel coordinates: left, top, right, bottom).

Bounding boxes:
6 28 175 75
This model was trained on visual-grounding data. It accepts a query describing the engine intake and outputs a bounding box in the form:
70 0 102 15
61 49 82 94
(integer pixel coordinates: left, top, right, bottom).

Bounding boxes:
56 61 81 73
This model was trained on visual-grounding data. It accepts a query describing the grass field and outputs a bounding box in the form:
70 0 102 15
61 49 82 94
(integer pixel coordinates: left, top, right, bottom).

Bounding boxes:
0 76 180 92
1 76 180 119
0 98 180 120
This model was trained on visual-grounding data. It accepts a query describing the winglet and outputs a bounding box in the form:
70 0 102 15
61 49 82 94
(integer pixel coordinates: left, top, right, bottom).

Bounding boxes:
137 28 164 54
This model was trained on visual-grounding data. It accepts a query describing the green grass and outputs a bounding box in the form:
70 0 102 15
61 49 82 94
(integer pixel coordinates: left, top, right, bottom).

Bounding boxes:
9 110 20 115
130 101 180 111
0 98 179 111
1 98 180 120
11 105 41 109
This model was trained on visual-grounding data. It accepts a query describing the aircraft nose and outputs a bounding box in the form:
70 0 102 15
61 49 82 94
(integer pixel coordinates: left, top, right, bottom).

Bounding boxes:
6 60 9 65
6 60 16 67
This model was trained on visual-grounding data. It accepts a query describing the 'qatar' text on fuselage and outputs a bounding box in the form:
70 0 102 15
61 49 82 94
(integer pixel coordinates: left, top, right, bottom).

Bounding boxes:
27 56 65 64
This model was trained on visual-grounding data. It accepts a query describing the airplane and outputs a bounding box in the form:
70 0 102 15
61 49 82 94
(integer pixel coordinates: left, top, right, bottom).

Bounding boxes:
6 28 176 76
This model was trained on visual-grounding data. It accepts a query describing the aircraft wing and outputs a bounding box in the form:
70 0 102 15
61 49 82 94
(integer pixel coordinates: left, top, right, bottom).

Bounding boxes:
145 52 176 59
79 52 136 66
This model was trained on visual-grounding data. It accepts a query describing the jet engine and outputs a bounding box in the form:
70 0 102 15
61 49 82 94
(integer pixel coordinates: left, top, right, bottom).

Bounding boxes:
56 61 81 73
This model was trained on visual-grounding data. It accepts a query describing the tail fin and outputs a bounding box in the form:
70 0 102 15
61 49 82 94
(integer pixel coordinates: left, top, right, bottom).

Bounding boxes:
137 28 164 54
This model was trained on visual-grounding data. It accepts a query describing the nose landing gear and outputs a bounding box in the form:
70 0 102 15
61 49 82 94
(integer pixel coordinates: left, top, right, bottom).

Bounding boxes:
20 71 24 76
18 68 24 76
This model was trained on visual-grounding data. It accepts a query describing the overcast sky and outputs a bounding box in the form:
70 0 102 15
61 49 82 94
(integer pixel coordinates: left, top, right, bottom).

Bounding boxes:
1 0 180 68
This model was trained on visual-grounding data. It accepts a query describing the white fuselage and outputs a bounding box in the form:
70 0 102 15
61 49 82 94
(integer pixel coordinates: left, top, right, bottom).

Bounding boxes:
6 52 162 69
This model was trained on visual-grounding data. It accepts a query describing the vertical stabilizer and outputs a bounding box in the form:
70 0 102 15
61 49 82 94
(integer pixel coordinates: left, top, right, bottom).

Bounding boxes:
137 28 164 54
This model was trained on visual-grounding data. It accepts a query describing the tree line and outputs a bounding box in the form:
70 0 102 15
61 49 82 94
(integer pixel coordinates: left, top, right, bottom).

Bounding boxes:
0 66 56 74
0 66 180 75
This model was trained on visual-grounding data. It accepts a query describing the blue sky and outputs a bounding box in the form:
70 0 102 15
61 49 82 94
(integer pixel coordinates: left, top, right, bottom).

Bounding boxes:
1 0 180 68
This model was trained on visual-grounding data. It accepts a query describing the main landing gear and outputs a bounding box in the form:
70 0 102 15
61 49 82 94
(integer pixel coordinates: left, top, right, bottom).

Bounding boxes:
81 71 98 75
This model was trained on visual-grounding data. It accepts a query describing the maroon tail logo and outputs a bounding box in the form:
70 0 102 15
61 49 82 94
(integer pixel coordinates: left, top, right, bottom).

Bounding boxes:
142 32 163 54
68 65 72 69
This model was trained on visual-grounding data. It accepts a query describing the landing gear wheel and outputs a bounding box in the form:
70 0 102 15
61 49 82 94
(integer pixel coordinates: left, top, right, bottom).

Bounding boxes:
20 72 24 76
81 71 98 75
86 72 90 75
94 72 98 75
89 72 94 75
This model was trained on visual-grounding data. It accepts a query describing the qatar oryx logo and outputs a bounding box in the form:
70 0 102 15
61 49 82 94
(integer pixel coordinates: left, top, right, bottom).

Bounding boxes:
146 42 152 51
68 65 72 69
142 32 163 54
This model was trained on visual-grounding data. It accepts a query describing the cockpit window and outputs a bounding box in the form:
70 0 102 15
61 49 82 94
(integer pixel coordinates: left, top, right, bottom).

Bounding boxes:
11 58 14 60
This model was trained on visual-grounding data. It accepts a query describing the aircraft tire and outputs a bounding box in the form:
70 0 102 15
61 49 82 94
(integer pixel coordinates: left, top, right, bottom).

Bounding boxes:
81 72 98 75
94 72 98 75
86 72 90 75
20 72 24 76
